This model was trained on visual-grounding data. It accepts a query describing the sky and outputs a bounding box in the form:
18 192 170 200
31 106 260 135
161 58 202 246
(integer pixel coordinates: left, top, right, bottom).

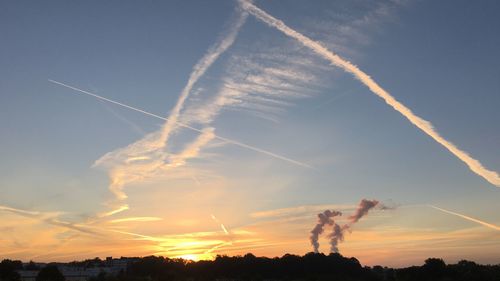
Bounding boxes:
0 0 499 267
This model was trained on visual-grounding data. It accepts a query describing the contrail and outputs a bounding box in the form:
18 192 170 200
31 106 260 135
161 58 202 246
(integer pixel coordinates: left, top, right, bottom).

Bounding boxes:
0 205 100 236
208 214 232 256
48 79 312 168
211 214 230 235
429 205 500 231
155 10 249 149
239 0 500 188
74 10 250 217
109 217 163 224
98 204 129 218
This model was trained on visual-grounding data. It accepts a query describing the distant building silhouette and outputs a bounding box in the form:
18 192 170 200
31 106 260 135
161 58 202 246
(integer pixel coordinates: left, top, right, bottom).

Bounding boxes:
15 257 134 281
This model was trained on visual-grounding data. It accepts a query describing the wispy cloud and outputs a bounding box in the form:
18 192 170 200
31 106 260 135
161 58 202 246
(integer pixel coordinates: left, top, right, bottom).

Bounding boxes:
109 217 163 224
1 205 241 260
165 127 216 168
181 50 326 125
250 204 355 219
0 205 99 236
90 9 249 215
201 0 401 108
302 0 407 57
2 203 498 265
240 0 500 188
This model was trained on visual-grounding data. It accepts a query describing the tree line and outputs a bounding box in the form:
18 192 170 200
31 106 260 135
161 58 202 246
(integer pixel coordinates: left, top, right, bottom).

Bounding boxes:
1 253 499 281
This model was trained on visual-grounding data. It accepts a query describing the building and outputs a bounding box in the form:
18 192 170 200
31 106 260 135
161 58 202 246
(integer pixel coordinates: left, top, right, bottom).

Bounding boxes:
17 257 134 281
18 270 38 281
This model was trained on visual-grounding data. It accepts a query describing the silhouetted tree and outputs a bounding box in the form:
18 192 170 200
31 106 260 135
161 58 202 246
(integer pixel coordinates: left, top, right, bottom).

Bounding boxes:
36 265 64 281
25 261 40 270
0 260 22 281
423 257 446 279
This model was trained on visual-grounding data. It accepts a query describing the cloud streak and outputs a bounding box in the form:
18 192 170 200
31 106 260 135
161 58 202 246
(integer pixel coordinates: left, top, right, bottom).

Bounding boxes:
0 205 99 236
429 205 500 231
153 10 249 152
211 214 230 235
250 204 355 219
109 217 163 224
239 0 500 188
180 48 328 127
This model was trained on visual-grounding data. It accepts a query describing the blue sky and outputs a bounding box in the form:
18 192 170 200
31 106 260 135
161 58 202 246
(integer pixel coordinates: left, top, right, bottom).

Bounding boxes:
0 0 499 265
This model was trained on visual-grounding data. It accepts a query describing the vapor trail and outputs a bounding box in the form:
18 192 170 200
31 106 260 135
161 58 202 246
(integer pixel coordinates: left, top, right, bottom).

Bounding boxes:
51 11 251 216
48 79 311 168
211 214 230 235
207 214 233 257
239 0 500 188
429 205 500 231
155 10 249 149
99 204 129 218
109 217 163 224
0 205 100 236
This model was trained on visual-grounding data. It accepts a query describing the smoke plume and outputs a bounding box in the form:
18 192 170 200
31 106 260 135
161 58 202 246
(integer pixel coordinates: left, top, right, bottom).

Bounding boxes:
329 223 348 253
310 210 342 253
312 199 388 253
348 199 379 223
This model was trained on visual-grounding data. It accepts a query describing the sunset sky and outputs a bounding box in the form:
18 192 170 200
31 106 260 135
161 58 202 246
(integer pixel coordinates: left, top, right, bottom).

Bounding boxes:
0 0 499 267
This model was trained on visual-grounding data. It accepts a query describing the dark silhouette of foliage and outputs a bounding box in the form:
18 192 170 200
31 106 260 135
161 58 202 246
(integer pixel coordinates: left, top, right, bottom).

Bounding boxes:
68 257 105 269
121 253 500 281
0 259 22 281
36 265 65 281
4 254 500 281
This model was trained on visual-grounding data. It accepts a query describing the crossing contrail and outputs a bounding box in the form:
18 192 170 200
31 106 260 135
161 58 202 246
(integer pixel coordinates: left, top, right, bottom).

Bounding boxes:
239 0 500 188
429 205 500 231
48 79 312 168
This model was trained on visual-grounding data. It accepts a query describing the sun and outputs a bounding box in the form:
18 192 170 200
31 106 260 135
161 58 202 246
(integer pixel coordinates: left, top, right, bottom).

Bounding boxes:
177 254 200 261
176 253 215 261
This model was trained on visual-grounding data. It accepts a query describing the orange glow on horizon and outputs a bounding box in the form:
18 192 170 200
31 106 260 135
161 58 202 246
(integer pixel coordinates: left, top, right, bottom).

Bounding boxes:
176 253 215 261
